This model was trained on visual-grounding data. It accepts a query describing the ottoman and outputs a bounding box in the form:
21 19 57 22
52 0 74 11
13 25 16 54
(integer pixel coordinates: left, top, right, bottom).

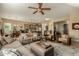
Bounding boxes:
30 41 54 56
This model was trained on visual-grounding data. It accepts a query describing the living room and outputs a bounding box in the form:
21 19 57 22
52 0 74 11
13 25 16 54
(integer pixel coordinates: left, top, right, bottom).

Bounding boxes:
0 3 79 56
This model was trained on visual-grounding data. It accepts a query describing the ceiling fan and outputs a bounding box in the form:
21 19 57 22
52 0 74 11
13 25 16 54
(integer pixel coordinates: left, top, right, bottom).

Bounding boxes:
28 3 51 15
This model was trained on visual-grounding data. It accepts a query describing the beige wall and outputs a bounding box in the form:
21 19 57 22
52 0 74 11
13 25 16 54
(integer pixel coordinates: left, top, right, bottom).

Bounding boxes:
69 9 79 41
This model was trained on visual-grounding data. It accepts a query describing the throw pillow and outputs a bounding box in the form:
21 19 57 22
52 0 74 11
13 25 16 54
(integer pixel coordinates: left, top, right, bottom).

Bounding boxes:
3 36 14 44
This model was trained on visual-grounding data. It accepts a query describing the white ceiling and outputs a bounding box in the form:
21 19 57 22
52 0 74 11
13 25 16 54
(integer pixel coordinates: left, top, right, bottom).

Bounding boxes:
0 3 78 22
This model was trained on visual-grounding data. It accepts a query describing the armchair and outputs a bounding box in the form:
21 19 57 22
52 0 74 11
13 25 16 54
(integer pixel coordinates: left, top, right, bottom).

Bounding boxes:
59 34 71 45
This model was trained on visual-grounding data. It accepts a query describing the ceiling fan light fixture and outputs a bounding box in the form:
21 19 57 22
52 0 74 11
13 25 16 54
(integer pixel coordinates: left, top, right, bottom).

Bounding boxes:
28 3 51 15
37 9 41 12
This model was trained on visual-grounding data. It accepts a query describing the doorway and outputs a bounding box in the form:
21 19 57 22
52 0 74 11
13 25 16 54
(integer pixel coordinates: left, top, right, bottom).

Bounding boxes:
63 24 68 34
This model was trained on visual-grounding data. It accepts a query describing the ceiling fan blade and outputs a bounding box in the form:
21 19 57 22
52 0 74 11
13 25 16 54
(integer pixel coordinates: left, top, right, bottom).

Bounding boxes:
28 7 37 9
42 8 51 10
40 11 44 15
38 3 43 8
33 11 38 14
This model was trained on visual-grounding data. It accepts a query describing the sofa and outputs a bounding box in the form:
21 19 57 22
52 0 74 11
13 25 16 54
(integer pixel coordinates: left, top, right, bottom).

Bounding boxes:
0 35 35 56
19 33 41 45
1 40 35 56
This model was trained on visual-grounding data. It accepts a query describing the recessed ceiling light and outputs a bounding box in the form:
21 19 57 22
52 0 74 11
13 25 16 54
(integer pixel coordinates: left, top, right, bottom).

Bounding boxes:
45 18 50 21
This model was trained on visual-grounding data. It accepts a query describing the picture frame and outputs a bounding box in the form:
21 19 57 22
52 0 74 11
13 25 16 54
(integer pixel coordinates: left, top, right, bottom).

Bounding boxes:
72 23 79 30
